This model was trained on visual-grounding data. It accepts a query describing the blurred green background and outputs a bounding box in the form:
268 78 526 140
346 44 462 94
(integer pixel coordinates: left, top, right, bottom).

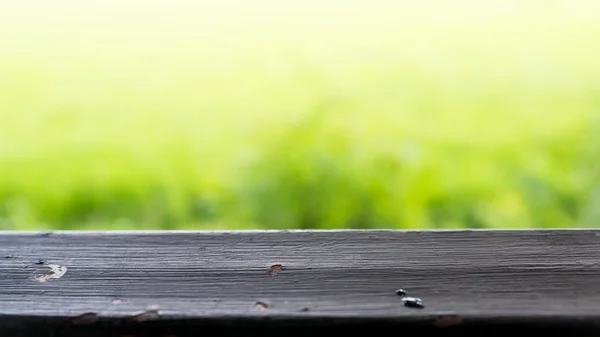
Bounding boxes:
1 0 600 230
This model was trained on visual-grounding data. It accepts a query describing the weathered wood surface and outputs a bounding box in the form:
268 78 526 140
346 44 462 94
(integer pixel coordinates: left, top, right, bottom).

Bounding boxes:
1 229 600 336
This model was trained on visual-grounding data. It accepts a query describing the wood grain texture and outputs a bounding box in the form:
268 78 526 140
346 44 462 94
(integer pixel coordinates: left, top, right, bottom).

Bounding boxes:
1 229 600 336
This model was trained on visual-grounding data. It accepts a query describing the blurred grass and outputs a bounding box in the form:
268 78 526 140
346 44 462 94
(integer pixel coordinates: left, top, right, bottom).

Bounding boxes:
1 0 600 230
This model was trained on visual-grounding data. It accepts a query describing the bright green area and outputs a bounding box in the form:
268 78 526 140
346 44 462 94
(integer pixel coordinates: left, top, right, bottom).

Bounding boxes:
1 1 600 230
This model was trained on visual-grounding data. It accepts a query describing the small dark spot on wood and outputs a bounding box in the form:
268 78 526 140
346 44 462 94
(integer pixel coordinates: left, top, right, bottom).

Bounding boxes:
35 260 45 265
130 309 161 322
300 307 310 312
433 315 463 327
402 297 424 309
268 264 285 275
254 301 268 310
395 288 407 296
72 312 99 325
4 255 16 259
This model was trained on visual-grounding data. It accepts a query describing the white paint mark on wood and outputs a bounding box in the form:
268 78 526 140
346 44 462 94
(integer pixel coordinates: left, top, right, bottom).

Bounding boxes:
34 264 67 282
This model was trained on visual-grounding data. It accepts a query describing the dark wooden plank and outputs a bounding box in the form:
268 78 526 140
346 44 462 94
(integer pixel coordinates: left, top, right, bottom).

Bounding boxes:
1 229 600 336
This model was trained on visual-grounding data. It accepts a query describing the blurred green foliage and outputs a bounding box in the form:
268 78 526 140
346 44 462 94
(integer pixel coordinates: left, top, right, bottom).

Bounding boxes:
1 1 600 230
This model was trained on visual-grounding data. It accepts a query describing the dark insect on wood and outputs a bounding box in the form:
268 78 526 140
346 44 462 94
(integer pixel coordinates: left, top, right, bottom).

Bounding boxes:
395 288 407 296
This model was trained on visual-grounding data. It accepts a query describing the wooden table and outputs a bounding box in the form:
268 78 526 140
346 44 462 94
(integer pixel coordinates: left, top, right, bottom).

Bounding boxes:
1 230 599 336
